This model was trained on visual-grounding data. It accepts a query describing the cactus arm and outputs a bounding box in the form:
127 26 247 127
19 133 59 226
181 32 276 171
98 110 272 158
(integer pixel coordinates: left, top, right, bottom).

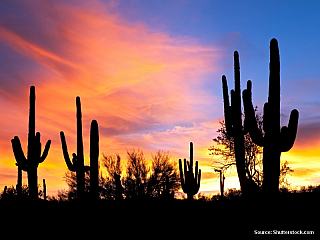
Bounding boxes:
280 109 299 152
189 142 193 171
179 159 185 191
195 161 201 191
222 75 233 135
34 132 51 163
243 80 265 146
195 160 198 186
39 140 51 163
60 131 75 172
197 168 201 190
11 136 28 170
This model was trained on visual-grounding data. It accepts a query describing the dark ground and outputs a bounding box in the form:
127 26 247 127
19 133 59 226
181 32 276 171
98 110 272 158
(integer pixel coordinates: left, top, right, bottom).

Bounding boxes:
0 192 318 238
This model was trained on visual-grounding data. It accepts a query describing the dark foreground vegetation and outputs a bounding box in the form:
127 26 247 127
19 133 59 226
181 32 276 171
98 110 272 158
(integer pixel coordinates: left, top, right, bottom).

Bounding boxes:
0 187 319 237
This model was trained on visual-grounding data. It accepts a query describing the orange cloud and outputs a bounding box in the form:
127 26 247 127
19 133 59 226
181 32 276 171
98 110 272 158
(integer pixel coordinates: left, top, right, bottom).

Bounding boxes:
0 0 222 195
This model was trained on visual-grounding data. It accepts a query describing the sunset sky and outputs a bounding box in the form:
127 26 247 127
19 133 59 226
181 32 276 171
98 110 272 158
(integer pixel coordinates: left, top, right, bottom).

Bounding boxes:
0 0 320 196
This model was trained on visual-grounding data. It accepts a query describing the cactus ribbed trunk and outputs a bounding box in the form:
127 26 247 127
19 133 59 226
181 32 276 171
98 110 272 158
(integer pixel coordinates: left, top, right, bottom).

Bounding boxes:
232 52 247 191
76 97 85 200
27 86 38 200
90 120 99 200
16 164 22 196
264 39 281 194
28 166 38 200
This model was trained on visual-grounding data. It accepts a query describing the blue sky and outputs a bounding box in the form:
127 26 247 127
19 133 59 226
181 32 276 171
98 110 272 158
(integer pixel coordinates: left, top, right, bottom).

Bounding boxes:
109 0 320 145
108 0 320 111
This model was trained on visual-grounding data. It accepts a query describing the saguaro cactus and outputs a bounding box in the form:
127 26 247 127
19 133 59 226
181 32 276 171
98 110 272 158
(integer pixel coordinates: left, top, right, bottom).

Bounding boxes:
222 52 257 194
243 39 299 195
11 86 51 200
114 173 123 201
60 96 99 200
179 142 201 200
90 120 99 200
43 179 47 201
16 163 22 196
215 169 225 198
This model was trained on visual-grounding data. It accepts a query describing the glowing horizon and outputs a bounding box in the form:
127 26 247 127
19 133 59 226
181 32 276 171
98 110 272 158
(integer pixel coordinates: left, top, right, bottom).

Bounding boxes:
0 0 320 197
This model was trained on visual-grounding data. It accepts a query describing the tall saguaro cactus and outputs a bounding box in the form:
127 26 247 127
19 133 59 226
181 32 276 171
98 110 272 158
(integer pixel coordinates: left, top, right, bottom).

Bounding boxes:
90 120 99 200
11 86 51 200
179 142 201 200
243 39 299 195
16 163 22 196
60 96 99 200
215 169 225 198
222 51 255 194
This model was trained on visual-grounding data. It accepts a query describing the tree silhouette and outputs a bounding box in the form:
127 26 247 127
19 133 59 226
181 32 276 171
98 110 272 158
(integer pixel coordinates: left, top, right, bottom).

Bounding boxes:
11 86 51 200
210 109 263 188
279 161 294 189
149 150 180 198
101 149 179 199
101 153 123 200
123 149 149 199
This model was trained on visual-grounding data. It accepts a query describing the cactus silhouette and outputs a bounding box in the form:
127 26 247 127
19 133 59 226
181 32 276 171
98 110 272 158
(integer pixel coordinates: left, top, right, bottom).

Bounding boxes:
222 52 258 194
243 38 299 195
43 179 47 201
179 142 201 200
114 173 123 201
90 120 99 200
215 169 225 198
60 96 99 200
16 163 22 196
11 86 51 200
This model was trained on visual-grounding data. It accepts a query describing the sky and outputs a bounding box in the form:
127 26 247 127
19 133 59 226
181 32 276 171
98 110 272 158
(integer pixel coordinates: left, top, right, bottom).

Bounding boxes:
0 0 320 197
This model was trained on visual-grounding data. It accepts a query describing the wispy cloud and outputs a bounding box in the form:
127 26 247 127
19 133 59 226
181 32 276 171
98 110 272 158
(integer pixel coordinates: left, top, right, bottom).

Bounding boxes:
0 0 222 194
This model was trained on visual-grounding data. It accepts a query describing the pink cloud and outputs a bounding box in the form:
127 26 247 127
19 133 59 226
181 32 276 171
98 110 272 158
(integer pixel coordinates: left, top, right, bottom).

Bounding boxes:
0 0 222 195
